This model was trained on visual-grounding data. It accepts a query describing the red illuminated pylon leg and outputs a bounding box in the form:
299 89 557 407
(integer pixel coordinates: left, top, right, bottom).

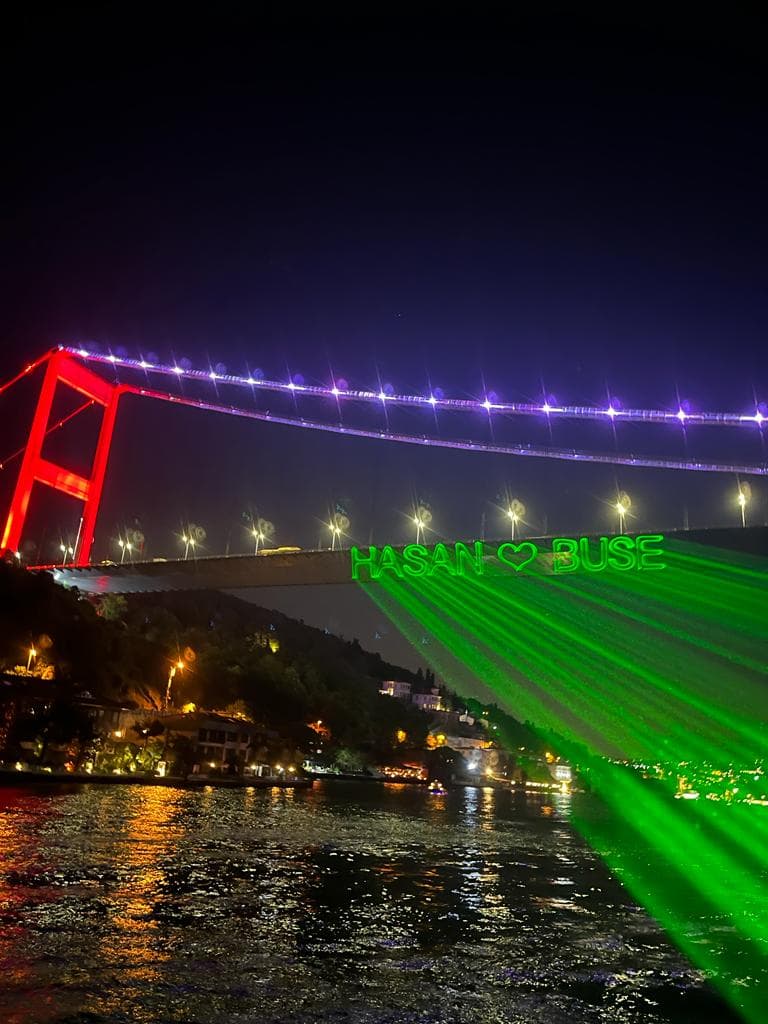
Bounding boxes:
1 351 123 565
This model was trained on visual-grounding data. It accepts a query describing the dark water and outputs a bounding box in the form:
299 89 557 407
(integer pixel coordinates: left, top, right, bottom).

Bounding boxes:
0 780 738 1024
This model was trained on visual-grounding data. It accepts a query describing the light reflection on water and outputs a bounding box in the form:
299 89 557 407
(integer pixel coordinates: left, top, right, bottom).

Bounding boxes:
0 780 738 1023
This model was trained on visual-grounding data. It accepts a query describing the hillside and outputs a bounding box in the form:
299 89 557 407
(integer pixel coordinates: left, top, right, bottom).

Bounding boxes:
0 563 433 756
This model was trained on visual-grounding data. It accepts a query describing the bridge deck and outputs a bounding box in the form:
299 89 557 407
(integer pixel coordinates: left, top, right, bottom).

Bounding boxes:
41 526 768 594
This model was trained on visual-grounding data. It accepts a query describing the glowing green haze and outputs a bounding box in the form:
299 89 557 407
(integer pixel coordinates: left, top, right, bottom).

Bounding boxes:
358 536 768 1021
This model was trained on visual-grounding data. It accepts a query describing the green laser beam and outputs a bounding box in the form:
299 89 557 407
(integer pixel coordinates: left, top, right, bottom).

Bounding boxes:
358 539 768 1021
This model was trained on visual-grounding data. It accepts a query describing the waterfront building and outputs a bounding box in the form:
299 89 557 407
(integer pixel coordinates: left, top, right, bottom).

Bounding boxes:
551 762 573 783
157 711 267 772
72 693 137 735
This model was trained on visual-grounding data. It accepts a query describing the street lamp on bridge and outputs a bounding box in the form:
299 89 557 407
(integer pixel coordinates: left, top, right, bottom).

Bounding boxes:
117 537 133 564
614 491 632 534
505 498 525 540
737 482 751 528
412 504 432 545
250 516 273 555
327 511 349 551
181 524 205 559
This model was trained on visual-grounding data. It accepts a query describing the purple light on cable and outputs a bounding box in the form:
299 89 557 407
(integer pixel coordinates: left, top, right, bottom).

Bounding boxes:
125 383 768 476
61 345 767 433
542 393 559 415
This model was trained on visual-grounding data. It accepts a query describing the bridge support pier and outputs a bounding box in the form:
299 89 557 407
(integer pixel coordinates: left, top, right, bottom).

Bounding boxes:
1 351 123 566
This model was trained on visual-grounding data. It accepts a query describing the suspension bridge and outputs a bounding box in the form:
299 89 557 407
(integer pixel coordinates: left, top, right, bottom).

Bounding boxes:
1 345 766 584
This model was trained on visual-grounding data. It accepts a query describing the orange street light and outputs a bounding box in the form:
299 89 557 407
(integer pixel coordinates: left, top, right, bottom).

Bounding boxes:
165 658 185 709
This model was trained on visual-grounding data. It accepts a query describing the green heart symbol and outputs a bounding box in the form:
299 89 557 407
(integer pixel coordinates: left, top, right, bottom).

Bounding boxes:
497 542 538 572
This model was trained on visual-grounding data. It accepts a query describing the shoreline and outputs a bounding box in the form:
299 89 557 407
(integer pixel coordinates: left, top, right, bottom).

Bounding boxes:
1 768 568 794
0 768 313 790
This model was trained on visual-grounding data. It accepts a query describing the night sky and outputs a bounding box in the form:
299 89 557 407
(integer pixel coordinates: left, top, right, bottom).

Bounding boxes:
1 8 767 667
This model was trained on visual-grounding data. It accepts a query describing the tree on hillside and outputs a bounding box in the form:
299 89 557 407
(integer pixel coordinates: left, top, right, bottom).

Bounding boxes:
95 594 128 622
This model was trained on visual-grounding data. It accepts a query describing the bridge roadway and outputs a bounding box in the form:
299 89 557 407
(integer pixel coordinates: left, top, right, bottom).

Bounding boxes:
43 526 768 594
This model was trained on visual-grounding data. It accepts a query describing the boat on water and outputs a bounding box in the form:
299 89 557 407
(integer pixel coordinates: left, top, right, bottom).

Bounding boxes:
428 779 448 795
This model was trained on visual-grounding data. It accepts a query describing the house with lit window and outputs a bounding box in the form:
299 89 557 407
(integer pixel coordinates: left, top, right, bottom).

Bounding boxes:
378 679 412 700
411 688 445 712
